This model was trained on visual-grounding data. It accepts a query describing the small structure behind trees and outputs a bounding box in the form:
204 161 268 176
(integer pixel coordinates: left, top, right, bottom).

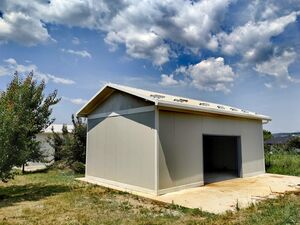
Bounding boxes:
0 72 60 182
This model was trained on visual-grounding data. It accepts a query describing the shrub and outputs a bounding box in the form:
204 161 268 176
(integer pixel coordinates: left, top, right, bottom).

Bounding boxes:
71 161 85 174
265 150 300 176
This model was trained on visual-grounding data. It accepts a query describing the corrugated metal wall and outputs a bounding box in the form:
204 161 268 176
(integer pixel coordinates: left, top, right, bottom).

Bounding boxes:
158 110 264 190
85 89 265 194
86 91 156 191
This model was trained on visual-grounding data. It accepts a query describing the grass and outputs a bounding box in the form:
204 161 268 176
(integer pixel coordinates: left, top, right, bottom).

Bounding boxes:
0 169 299 225
265 150 300 176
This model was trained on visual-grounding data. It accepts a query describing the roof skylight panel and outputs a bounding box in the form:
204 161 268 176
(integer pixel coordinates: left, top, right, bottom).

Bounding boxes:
199 102 210 106
150 94 165 99
174 98 188 103
230 107 238 111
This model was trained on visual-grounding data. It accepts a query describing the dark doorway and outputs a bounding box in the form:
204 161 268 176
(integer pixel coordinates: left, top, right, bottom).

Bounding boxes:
203 135 241 184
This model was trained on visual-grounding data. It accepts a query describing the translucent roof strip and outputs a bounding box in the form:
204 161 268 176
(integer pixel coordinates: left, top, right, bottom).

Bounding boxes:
174 98 188 103
199 102 210 106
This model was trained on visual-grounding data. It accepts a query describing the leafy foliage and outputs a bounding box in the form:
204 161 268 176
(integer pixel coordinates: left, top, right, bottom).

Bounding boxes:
0 72 60 181
67 115 87 164
263 129 272 153
48 115 86 173
265 150 300 176
49 126 69 162
263 130 272 141
285 136 300 152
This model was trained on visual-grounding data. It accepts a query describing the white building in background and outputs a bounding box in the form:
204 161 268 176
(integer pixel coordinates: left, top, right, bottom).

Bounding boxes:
36 124 74 163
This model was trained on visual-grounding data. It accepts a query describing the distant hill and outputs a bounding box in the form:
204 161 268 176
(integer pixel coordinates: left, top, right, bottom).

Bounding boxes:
265 132 300 145
272 132 300 137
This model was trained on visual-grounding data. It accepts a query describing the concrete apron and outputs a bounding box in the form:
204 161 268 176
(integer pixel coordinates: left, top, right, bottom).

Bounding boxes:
78 173 300 214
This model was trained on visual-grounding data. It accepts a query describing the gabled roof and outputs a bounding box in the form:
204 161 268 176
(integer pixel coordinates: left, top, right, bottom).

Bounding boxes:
77 83 271 122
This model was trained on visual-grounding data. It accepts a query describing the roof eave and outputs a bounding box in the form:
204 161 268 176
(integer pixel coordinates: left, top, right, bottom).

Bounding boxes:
157 101 271 121
77 83 157 117
76 84 110 117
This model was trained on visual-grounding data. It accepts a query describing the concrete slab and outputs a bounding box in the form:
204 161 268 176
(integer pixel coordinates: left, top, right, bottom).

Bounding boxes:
78 173 300 214
155 174 300 213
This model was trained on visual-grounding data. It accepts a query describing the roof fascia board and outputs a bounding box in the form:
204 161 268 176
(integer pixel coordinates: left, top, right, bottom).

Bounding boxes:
157 100 271 121
77 84 110 117
108 83 158 105
77 83 157 117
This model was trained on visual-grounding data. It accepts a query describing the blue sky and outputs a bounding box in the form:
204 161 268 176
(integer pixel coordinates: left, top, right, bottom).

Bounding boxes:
0 0 300 133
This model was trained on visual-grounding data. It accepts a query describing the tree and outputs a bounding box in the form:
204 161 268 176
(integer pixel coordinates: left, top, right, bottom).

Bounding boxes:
48 125 70 162
48 115 86 173
263 130 272 141
0 72 60 181
67 115 86 164
285 136 300 152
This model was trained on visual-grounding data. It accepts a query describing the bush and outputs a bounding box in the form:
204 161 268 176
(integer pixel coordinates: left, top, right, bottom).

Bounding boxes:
285 136 300 152
265 150 300 176
71 161 85 174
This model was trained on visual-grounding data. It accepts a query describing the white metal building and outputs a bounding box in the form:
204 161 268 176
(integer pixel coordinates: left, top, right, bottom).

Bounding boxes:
36 124 74 162
77 83 271 195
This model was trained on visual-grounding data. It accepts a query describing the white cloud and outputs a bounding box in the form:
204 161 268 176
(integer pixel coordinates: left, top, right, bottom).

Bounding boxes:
61 48 92 58
264 83 273 89
0 0 299 67
254 50 298 87
72 37 80 45
218 12 299 61
159 74 179 86
0 11 51 46
0 0 232 65
0 58 75 85
4 58 17 64
47 75 75 85
261 3 279 20
0 66 8 76
63 96 88 105
160 57 236 93
104 0 232 65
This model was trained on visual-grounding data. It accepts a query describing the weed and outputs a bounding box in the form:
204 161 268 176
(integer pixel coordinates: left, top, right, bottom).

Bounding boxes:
266 151 300 176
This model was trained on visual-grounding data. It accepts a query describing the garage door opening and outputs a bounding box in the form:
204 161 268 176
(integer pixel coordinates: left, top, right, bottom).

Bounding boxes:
203 135 241 184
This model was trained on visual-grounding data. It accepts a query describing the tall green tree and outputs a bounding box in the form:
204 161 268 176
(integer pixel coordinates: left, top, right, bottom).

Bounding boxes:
48 115 86 173
51 115 87 164
48 125 70 162
0 72 60 181
263 130 272 153
67 115 86 164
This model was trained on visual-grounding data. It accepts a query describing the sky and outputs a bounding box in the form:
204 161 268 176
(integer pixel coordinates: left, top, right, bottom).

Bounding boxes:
0 0 300 133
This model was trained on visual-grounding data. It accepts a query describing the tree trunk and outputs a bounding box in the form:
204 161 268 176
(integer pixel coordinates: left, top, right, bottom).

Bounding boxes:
22 164 25 173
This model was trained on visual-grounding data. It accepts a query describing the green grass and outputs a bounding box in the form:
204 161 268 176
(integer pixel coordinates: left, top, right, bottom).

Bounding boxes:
266 151 300 176
0 169 299 225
